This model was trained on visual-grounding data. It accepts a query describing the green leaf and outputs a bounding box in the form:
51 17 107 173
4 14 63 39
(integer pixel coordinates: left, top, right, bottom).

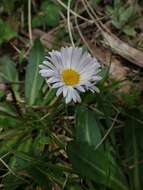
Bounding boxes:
124 109 143 190
32 15 46 27
42 88 56 105
33 129 51 152
42 2 60 27
0 102 17 117
0 19 16 44
9 137 33 168
67 141 129 190
114 0 122 8
0 55 18 82
1 0 15 12
0 135 20 157
67 184 83 190
0 55 20 101
123 26 136 37
27 165 52 188
0 129 24 140
0 90 5 99
4 174 25 190
75 105 102 146
0 115 22 129
25 39 44 105
106 5 114 15
119 6 134 24
112 20 121 29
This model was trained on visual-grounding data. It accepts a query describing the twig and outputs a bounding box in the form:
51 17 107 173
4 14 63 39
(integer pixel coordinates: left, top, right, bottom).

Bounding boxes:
83 0 110 33
0 157 17 176
95 112 119 150
0 155 30 183
102 31 143 68
81 0 103 32
67 0 75 47
74 2 94 55
28 0 33 46
56 0 94 23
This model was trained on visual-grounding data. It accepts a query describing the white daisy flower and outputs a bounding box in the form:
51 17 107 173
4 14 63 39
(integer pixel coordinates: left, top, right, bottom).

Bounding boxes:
39 47 102 104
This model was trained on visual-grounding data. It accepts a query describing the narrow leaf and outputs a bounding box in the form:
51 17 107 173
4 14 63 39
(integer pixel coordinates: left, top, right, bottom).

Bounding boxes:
25 39 44 105
0 102 17 117
0 56 20 101
75 105 102 146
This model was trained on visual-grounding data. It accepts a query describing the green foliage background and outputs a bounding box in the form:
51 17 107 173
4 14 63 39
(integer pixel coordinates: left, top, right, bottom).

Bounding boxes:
0 0 143 190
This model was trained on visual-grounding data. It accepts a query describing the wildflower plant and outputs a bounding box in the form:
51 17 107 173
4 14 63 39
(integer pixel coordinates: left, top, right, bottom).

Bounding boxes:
0 39 142 190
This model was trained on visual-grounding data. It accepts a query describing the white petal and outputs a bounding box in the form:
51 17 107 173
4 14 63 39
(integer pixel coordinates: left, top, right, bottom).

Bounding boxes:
61 47 70 69
56 87 63 96
73 89 81 102
46 77 60 84
75 85 85 92
71 48 82 69
71 92 77 102
39 65 48 69
63 86 68 97
92 76 102 81
65 90 72 104
66 47 73 68
49 51 62 70
39 69 58 77
65 86 74 103
90 86 100 93
51 82 64 88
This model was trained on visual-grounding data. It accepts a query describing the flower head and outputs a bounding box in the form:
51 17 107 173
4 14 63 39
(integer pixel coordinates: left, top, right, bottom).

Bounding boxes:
39 47 102 103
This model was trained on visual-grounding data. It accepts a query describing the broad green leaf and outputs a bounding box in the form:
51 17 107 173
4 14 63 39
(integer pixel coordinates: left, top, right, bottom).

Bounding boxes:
42 2 60 27
67 141 129 190
25 39 44 105
75 105 102 146
0 19 16 44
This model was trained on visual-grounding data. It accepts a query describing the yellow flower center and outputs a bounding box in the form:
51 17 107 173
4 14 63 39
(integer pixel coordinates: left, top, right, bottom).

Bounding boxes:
62 69 80 85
